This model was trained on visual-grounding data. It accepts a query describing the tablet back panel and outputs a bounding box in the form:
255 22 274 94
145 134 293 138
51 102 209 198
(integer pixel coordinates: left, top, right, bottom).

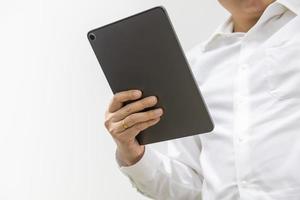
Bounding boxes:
88 6 214 145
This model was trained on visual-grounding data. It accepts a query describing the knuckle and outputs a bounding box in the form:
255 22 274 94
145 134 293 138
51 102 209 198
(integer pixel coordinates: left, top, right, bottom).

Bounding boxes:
125 106 134 114
126 115 135 125
112 94 119 103
104 119 110 129
108 126 114 134
105 113 113 122
110 127 119 135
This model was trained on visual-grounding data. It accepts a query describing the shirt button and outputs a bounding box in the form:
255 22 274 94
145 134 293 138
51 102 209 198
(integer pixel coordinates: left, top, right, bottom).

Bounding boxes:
241 180 248 187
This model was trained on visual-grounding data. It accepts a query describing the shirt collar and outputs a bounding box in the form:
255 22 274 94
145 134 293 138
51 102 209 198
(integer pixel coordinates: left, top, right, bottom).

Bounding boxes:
201 16 242 52
202 0 299 52
277 0 300 15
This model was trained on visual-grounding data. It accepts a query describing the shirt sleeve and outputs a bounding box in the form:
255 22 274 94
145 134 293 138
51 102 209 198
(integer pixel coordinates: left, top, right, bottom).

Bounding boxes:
118 136 203 200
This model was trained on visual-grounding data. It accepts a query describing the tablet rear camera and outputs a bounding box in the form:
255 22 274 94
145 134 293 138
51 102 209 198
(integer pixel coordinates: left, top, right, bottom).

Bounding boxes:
89 33 96 41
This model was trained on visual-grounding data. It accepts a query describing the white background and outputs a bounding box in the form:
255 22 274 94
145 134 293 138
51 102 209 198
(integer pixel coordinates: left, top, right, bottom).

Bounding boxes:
0 0 227 199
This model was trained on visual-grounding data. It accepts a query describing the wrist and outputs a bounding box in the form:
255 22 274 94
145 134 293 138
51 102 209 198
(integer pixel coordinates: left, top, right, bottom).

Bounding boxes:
116 145 145 166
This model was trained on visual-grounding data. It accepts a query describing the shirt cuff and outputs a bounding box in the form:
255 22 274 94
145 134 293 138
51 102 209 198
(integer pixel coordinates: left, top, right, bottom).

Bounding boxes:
119 147 161 182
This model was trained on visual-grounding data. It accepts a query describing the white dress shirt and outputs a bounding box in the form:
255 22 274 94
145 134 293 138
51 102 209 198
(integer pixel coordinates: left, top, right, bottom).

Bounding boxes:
119 0 300 199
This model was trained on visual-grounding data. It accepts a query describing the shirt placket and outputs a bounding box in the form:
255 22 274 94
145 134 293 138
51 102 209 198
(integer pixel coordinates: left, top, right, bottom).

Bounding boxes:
233 41 252 199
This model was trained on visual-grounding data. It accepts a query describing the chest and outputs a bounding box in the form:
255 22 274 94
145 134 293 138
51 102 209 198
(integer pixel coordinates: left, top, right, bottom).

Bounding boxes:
194 16 300 105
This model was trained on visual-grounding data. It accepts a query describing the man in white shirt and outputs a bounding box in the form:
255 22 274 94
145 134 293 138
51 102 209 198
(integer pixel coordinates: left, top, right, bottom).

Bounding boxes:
104 0 300 199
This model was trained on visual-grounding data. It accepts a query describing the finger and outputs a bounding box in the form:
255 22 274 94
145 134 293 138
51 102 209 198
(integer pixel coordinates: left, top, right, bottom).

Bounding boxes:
108 90 142 113
112 96 158 122
113 108 163 133
120 117 161 139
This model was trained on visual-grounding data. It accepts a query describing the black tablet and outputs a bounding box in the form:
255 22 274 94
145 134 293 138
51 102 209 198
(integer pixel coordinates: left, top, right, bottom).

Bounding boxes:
87 6 214 145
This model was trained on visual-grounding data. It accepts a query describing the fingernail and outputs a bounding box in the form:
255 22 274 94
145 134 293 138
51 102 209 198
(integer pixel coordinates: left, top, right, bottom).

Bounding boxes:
154 108 163 115
134 90 142 97
151 96 157 102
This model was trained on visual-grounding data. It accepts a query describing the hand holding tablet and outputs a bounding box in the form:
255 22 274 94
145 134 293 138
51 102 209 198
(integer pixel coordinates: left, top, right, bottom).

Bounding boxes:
88 6 214 146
